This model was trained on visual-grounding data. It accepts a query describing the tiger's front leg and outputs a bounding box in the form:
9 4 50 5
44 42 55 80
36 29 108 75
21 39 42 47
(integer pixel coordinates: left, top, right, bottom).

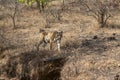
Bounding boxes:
36 41 43 51
50 40 53 50
57 40 61 52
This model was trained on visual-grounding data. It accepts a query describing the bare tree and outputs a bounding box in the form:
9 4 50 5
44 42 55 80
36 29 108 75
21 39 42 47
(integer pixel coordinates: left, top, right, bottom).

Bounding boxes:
40 7 62 28
35 0 48 12
35 0 41 12
0 0 19 29
8 1 18 29
79 0 119 28
49 8 62 21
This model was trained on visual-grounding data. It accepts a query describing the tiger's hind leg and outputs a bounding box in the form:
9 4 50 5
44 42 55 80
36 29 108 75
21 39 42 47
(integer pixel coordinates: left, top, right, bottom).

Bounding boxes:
42 41 47 48
36 41 43 51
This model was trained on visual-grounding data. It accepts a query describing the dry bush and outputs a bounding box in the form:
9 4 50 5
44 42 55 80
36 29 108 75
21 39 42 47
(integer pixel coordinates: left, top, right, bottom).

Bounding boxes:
0 50 66 80
78 0 120 28
106 22 120 29
61 34 120 80
61 53 120 80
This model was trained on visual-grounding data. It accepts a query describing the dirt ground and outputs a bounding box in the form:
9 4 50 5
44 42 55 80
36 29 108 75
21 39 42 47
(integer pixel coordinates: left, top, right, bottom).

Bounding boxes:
0 0 120 80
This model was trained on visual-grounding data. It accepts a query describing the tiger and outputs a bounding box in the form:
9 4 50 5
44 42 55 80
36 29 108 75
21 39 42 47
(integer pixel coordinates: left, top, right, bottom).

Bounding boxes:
37 29 63 52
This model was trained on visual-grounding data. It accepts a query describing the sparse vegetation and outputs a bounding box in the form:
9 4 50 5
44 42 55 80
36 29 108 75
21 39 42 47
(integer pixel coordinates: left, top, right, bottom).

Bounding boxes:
0 0 120 80
18 0 49 12
79 0 120 28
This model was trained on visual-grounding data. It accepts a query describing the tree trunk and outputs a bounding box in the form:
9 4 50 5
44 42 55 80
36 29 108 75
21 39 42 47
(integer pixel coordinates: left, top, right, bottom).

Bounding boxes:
12 3 17 29
12 16 16 29
98 12 106 28
41 1 44 11
35 0 41 12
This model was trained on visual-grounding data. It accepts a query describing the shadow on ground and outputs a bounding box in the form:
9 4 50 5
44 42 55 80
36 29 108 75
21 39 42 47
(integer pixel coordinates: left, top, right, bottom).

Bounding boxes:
0 50 67 80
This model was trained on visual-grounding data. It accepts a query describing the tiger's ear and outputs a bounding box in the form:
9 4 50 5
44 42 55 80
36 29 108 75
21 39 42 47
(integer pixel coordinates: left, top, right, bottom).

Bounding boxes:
39 28 45 33
60 31 63 34
58 30 63 34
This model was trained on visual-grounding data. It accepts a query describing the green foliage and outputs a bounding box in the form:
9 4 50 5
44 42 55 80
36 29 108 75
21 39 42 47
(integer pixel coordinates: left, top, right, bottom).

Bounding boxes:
18 0 49 6
18 0 51 12
18 0 35 5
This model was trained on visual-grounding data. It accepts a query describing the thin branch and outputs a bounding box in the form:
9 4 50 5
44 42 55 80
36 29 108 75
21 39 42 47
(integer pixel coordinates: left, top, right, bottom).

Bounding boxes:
81 2 99 19
104 14 111 24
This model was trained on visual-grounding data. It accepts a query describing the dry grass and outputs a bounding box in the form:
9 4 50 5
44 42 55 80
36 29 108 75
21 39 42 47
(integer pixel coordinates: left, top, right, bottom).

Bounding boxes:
0 50 66 80
61 39 120 80
0 0 120 80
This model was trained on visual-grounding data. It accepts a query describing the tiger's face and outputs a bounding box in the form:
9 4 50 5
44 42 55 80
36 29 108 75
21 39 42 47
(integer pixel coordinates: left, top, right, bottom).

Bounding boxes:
37 29 63 52
53 31 63 42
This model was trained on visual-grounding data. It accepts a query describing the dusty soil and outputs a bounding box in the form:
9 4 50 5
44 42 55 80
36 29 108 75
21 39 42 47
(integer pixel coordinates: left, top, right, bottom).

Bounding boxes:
0 0 120 80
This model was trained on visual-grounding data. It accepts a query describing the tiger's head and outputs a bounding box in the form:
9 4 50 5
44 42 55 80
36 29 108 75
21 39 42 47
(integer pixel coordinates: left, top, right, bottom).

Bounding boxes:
54 30 63 42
